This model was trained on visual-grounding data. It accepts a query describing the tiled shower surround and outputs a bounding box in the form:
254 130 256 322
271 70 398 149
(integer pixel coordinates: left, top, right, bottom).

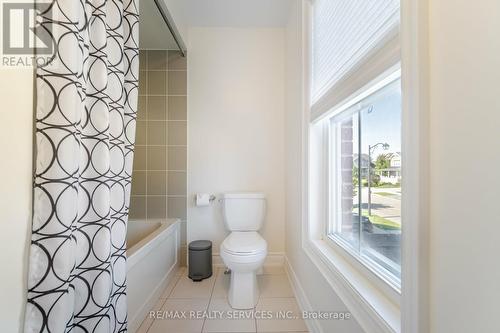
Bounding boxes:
130 50 187 261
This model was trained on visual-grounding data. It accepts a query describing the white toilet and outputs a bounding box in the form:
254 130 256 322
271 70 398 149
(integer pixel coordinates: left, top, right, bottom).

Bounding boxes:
220 192 267 309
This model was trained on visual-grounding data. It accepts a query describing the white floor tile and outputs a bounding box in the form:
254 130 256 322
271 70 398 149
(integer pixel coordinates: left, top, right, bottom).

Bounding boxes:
170 270 217 299
160 270 183 299
202 298 256 333
261 266 286 275
137 266 306 333
176 266 187 276
258 274 294 298
135 297 167 333
135 316 153 333
212 270 230 298
256 298 307 332
148 298 210 333
215 269 293 300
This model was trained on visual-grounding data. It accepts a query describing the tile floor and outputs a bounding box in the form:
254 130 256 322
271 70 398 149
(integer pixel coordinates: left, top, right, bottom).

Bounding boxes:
137 266 309 333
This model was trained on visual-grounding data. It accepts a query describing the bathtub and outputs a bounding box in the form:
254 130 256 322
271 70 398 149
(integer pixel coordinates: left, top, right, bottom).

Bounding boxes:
126 218 181 332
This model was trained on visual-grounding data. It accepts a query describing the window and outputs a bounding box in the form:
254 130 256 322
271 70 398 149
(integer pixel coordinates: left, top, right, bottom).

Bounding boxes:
328 74 402 287
306 0 403 319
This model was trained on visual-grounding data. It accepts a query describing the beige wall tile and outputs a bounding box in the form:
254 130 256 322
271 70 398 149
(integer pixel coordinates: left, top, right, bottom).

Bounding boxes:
131 50 186 226
167 197 187 220
147 71 167 95
167 121 187 145
167 96 186 120
167 171 187 195
131 171 147 195
168 71 187 95
147 146 166 170
167 146 187 170
147 96 167 120
179 245 187 266
147 196 167 219
133 146 146 170
139 50 147 71
135 121 147 145
147 171 167 195
168 51 187 70
147 121 167 145
147 50 167 71
129 196 146 219
180 221 187 245
139 70 147 95
137 96 147 120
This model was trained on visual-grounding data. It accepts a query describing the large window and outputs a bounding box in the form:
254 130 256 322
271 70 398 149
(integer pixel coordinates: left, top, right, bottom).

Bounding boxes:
328 74 402 287
307 0 402 310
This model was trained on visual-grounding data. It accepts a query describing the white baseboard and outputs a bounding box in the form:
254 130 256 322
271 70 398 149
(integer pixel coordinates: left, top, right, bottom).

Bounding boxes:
211 252 285 268
129 263 180 333
285 257 324 333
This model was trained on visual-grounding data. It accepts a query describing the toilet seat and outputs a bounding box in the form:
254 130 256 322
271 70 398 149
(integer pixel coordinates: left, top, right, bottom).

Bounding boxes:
221 232 267 256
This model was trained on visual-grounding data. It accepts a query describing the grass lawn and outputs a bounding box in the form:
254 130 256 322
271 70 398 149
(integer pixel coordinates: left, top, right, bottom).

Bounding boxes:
360 210 401 230
374 192 400 198
373 183 401 189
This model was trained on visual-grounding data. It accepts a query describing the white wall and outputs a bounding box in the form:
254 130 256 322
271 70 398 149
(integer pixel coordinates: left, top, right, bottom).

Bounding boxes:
284 2 364 332
0 68 33 332
162 0 189 43
187 28 286 256
428 0 500 332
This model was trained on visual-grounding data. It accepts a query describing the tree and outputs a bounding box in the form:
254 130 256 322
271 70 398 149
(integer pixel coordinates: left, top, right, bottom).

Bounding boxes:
375 153 391 170
352 165 359 187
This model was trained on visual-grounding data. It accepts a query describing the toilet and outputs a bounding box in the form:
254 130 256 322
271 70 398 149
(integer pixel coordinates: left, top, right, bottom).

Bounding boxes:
220 192 267 309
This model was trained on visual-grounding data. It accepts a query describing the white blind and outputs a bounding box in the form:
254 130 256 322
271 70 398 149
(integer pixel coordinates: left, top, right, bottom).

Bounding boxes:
312 0 400 105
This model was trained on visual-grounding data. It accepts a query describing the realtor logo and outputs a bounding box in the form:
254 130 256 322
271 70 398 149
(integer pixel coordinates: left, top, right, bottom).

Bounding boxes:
1 0 54 67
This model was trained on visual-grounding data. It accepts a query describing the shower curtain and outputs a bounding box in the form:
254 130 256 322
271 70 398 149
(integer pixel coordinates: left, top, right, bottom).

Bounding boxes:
25 0 139 332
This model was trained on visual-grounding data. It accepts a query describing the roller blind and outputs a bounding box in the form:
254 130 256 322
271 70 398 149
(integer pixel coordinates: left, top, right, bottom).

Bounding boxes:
311 0 400 111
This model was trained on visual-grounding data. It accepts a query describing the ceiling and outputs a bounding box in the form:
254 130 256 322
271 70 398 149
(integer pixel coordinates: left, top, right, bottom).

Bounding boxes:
139 0 293 50
185 0 293 27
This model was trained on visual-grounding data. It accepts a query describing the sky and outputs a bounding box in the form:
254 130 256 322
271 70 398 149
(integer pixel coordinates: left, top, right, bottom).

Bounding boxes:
361 82 402 158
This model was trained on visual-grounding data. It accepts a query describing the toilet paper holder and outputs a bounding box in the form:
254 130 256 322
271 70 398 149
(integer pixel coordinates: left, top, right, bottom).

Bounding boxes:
195 194 217 206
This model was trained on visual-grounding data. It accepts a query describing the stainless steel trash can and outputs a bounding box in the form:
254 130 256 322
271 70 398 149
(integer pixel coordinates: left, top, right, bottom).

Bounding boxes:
188 240 212 281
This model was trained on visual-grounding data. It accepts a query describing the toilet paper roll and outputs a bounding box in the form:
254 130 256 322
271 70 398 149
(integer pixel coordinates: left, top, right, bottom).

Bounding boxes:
195 193 210 206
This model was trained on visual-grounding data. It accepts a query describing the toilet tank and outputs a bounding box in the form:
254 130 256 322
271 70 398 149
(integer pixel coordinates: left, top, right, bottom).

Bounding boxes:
222 192 266 231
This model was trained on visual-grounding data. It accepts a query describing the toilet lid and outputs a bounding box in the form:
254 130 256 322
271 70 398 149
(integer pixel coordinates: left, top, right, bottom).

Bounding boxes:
222 232 267 255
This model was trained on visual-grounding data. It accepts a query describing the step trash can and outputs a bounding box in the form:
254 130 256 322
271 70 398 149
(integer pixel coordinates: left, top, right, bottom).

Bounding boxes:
188 240 212 281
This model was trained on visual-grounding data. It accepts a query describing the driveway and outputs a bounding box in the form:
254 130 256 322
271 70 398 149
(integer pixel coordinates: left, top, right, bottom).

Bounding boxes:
358 187 401 225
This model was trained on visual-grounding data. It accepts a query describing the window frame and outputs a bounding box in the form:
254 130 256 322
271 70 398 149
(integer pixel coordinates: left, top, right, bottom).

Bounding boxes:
300 0 430 332
325 69 403 295
309 67 402 310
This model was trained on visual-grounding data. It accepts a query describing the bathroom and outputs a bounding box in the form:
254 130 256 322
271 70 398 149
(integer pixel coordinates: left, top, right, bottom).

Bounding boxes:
126 1 291 331
2 0 500 333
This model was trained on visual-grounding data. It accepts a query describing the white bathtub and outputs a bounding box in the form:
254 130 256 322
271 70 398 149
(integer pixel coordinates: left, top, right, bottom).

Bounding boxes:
126 218 181 332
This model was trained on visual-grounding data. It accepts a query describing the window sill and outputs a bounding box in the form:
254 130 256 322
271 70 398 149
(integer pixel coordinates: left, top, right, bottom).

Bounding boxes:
303 238 400 333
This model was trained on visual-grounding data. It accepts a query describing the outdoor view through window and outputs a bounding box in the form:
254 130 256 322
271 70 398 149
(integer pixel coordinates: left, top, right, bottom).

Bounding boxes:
329 78 402 285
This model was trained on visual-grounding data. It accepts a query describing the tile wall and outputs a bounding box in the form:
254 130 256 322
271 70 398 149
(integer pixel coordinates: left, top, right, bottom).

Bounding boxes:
130 50 187 262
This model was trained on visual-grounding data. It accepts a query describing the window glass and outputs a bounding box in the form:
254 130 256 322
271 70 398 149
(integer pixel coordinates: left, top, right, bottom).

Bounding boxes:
329 78 402 284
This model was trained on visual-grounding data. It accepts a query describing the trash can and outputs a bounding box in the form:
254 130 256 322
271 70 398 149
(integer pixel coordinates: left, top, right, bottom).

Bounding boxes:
188 240 212 281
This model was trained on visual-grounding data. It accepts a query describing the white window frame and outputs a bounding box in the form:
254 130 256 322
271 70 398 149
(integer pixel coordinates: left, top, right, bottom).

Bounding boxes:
300 1 429 333
325 67 403 295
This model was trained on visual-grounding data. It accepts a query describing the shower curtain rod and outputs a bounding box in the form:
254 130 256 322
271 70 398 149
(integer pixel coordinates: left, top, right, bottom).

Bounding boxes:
153 0 187 57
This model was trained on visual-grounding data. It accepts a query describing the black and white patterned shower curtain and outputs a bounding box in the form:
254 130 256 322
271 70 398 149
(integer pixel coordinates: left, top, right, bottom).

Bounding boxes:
25 0 139 332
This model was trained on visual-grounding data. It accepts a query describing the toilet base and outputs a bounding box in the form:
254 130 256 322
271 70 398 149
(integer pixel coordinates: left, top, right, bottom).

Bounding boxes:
228 271 258 309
